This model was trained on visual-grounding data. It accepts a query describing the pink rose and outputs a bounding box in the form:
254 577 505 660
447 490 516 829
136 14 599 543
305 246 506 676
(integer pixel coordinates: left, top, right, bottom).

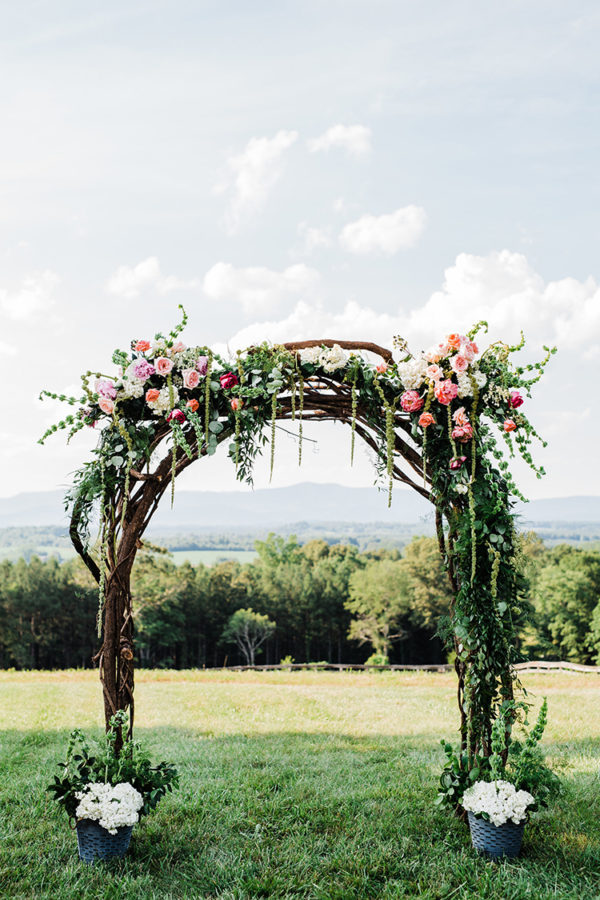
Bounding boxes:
167 409 185 424
449 456 467 470
183 368 200 389
434 379 459 405
155 357 174 376
426 364 443 382
452 406 469 426
462 341 478 362
95 379 116 399
452 423 473 443
219 372 239 390
509 390 524 409
197 356 209 375
98 396 114 415
376 363 388 374
400 390 424 413
450 355 468 374
230 397 243 411
504 419 517 432
171 341 186 353
418 412 435 428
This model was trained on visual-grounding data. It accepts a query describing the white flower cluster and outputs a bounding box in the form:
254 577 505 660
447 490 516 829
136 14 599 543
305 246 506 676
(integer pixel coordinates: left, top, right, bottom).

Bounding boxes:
396 356 428 390
300 344 349 372
462 780 534 826
75 782 144 834
148 385 179 414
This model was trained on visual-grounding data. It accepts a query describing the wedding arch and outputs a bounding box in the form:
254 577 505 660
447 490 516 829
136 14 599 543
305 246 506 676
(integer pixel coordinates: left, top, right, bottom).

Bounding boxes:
41 307 554 762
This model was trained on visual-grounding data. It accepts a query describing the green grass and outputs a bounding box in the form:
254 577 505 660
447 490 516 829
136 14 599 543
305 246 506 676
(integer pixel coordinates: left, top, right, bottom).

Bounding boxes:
1 670 599 899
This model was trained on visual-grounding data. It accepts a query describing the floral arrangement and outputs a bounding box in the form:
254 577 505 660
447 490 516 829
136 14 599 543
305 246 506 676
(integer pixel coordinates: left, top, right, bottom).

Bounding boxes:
41 308 556 789
74 782 143 834
48 711 179 823
461 779 534 826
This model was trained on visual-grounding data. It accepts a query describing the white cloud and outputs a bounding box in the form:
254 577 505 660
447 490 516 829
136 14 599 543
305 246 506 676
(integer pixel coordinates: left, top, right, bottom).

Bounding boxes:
216 249 600 359
203 262 320 316
0 341 16 356
107 257 199 299
215 130 298 233
296 222 333 255
307 124 372 157
339 206 427 255
0 270 60 320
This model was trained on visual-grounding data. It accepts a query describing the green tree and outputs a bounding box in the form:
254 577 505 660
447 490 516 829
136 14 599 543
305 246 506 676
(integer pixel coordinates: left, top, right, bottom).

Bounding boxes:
221 607 276 665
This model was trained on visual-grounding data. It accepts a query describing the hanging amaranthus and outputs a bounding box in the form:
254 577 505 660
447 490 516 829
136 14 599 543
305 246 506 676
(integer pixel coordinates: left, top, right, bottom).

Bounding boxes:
298 374 304 466
350 375 358 465
204 351 213 448
270 391 277 481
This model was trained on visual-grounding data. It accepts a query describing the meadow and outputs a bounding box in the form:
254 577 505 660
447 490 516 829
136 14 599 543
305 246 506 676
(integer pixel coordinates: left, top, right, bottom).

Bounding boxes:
1 669 599 900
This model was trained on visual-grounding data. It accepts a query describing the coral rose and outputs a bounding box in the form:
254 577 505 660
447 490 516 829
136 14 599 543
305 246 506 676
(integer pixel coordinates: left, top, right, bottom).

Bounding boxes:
98 397 114 415
167 409 186 424
509 390 524 409
400 390 424 413
146 388 160 404
183 369 200 389
452 406 469 426
155 357 174 375
503 419 517 432
375 362 388 374
134 340 151 352
446 333 462 351
418 412 435 428
186 399 199 413
230 397 243 411
434 379 459 405
219 372 239 390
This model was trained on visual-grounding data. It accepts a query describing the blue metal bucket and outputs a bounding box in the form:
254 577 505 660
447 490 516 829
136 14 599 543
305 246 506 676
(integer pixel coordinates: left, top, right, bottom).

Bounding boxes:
76 819 133 863
468 812 525 860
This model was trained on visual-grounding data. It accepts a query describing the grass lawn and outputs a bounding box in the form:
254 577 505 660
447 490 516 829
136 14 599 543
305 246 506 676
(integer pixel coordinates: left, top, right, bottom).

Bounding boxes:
0 669 599 899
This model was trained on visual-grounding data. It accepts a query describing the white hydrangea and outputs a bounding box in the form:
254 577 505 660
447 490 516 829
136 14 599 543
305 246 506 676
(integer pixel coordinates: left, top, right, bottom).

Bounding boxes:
462 780 534 827
118 378 145 400
148 385 179 414
456 373 474 399
396 356 429 391
472 368 487 389
320 344 348 372
299 346 322 365
75 782 144 834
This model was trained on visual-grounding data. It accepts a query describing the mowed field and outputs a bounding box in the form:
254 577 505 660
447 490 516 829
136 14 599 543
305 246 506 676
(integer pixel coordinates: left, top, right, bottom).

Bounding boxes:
1 670 599 900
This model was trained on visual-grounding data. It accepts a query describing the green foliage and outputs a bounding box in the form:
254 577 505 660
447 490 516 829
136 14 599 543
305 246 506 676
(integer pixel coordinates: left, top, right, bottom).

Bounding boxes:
221 607 276 665
46 711 179 820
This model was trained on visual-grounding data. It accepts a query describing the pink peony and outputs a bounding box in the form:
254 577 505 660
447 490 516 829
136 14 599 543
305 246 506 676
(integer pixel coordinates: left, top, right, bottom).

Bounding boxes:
434 379 459 405
452 423 473 443
450 354 468 374
230 397 243 411
426 364 443 382
509 390 524 409
503 419 517 432
132 360 155 381
418 412 435 428
155 357 174 375
449 456 467 470
183 368 200 389
452 406 469 426
219 372 239 390
134 340 151 352
95 379 116 399
400 390 425 413
376 363 388 374
98 396 114 415
196 356 209 375
167 409 186 424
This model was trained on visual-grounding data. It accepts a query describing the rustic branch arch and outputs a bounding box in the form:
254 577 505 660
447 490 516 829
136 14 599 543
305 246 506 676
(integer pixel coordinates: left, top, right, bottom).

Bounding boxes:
41 309 554 763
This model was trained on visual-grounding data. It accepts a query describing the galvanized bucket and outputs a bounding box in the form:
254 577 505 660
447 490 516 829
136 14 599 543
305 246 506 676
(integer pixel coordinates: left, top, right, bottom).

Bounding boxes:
76 819 133 863
468 812 525 860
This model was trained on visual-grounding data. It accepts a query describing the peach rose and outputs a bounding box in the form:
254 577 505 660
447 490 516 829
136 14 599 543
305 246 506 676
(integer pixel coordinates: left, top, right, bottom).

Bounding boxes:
452 407 469 427
424 347 443 363
183 368 200 389
230 397 243 411
171 341 186 353
146 388 160 404
186 399 199 412
503 419 517 432
450 354 468 374
155 357 174 375
434 379 459 405
446 333 462 351
98 397 114 415
426 364 443 382
376 363 388 374
134 340 151 352
418 412 435 428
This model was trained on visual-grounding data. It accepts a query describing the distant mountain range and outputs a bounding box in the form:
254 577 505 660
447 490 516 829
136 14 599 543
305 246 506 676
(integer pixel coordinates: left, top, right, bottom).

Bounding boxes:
0 485 598 529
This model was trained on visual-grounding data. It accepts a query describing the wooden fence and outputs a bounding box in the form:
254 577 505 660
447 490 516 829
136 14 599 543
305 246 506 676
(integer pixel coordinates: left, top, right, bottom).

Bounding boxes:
219 660 600 674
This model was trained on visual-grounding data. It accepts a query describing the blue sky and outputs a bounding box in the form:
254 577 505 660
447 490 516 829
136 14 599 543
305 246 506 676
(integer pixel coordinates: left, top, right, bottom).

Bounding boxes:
1 1 598 501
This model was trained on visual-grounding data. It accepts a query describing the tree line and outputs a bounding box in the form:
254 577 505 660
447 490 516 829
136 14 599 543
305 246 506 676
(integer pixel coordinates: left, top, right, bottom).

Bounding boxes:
0 533 599 670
